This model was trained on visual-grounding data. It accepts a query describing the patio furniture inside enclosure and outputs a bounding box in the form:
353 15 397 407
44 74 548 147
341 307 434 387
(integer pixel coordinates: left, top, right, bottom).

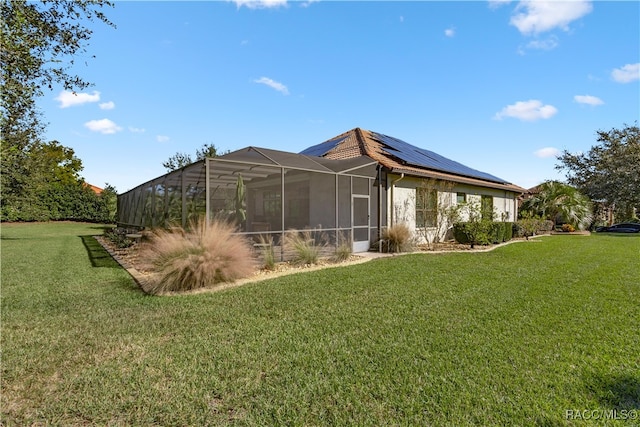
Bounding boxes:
117 147 382 257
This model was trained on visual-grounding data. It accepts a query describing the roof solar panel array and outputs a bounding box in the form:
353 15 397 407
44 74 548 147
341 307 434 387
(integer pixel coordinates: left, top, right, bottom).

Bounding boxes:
370 132 508 184
299 135 348 157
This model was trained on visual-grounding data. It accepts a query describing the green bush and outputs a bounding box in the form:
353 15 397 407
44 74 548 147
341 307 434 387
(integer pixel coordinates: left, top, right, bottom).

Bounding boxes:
139 220 256 294
453 222 491 247
1 183 116 223
515 216 554 239
454 221 514 247
504 222 514 241
492 222 514 243
489 222 504 244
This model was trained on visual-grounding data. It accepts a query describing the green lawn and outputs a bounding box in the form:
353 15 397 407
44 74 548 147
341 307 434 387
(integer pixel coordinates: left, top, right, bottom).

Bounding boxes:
2 222 639 426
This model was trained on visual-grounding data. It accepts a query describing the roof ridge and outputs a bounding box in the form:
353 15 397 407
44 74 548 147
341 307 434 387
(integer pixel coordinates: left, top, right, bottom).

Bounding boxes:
354 127 370 157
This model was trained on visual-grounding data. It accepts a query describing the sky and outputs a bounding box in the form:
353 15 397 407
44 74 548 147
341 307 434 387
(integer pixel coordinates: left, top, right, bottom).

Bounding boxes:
39 0 640 193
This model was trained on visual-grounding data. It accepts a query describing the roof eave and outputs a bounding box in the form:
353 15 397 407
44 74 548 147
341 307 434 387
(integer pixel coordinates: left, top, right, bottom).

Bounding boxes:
387 166 527 194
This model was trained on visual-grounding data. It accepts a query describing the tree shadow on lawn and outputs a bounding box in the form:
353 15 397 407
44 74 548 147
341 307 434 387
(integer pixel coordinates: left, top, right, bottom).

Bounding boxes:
584 372 640 410
80 235 120 268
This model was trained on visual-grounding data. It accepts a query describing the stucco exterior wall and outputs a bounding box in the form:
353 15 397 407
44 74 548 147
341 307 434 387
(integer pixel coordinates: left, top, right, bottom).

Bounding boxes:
387 174 519 243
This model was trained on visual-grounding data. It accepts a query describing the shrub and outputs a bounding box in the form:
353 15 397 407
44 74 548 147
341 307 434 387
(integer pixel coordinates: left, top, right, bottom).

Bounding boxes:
104 227 135 249
489 222 505 244
561 223 576 232
489 222 515 243
284 230 327 265
515 215 552 239
453 221 492 248
540 220 555 233
382 223 413 253
504 222 514 241
138 220 256 294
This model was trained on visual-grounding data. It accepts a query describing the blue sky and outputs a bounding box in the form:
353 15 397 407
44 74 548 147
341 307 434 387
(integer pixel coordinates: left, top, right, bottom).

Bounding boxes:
39 0 639 193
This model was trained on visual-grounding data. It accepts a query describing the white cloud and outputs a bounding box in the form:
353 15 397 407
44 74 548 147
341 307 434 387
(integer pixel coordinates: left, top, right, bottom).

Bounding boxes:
444 27 455 37
128 126 146 133
494 99 558 121
84 118 122 134
231 0 287 9
510 0 592 35
534 147 560 158
300 0 319 8
611 63 640 83
56 90 100 108
156 135 170 143
488 0 511 9
574 95 604 106
254 76 289 95
99 101 115 110
525 35 558 50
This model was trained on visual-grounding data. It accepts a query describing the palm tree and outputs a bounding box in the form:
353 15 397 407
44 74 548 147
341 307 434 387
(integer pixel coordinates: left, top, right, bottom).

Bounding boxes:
521 181 593 230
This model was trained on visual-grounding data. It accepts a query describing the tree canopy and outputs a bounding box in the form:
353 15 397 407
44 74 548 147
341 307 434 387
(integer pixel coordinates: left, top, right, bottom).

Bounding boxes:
1 0 114 144
1 0 115 222
163 143 229 172
555 123 639 220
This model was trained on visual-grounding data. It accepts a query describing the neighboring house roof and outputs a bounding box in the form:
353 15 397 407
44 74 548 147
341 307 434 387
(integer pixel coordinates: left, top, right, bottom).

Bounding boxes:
85 183 103 195
301 127 526 193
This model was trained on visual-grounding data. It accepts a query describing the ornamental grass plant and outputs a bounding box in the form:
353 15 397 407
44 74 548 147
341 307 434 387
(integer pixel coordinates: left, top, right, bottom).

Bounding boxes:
381 222 413 252
139 220 256 294
283 229 328 265
331 232 353 262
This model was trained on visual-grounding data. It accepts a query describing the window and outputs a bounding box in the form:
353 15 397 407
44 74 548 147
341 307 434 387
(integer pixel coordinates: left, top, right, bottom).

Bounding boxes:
456 192 466 204
263 191 281 219
481 195 494 220
416 188 437 228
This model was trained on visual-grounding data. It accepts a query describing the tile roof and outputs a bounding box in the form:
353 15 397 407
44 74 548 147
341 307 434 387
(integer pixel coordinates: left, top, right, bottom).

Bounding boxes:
84 183 103 194
300 128 526 193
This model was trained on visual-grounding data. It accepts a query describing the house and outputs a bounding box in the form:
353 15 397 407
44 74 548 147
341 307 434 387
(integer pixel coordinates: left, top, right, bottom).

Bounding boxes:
117 128 525 257
301 128 525 246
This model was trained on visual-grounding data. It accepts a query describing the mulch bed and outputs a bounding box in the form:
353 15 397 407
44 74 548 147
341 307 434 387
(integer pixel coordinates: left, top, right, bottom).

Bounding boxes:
94 234 537 294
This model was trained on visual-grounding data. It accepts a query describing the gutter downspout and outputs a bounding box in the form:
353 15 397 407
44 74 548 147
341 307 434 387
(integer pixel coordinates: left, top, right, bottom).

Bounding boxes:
390 173 405 227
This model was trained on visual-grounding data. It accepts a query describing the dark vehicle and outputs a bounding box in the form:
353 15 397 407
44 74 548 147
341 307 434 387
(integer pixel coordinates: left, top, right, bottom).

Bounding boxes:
595 222 640 233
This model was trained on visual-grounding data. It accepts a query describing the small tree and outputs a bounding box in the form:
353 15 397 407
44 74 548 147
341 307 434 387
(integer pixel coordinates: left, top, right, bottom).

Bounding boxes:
515 211 542 240
413 179 462 250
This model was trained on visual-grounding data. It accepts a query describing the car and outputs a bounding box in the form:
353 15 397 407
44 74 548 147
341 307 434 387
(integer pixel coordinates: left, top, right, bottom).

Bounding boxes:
595 222 640 233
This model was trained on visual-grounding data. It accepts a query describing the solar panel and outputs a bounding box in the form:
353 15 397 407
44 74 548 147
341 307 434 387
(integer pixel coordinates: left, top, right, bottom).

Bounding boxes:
299 135 348 157
370 132 508 184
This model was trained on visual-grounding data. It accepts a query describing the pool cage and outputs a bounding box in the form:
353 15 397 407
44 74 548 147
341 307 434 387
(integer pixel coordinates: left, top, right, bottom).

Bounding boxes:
117 147 384 261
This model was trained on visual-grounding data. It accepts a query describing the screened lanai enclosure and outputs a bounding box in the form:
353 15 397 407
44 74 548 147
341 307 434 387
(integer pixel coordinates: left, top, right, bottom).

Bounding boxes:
117 147 383 259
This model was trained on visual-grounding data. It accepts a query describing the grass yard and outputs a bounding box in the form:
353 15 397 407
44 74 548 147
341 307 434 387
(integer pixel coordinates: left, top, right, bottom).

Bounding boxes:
1 222 639 426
